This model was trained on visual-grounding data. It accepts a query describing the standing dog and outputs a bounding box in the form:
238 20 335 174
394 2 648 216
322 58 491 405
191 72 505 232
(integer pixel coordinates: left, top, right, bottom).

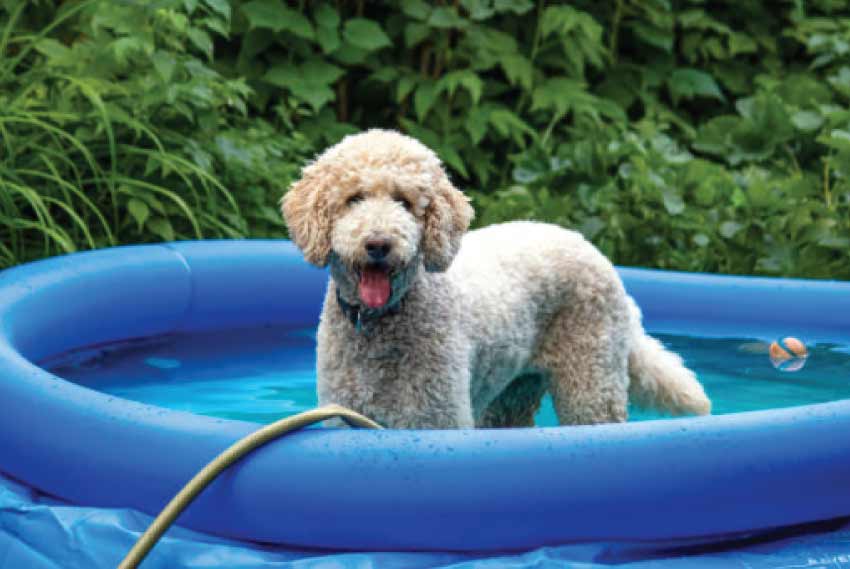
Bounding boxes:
282 129 710 428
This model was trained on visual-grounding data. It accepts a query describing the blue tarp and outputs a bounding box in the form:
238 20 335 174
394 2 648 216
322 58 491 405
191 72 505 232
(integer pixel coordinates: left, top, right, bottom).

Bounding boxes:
2 473 850 569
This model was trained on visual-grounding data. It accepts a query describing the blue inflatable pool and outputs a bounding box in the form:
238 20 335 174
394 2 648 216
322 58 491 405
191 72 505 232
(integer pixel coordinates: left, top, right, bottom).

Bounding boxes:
1 240 850 553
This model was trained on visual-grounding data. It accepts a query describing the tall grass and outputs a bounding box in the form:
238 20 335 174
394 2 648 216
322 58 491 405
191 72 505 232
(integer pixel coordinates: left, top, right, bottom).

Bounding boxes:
0 1 309 269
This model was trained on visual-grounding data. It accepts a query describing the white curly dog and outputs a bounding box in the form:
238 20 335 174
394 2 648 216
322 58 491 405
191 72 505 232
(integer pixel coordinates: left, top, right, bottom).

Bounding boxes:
282 129 711 429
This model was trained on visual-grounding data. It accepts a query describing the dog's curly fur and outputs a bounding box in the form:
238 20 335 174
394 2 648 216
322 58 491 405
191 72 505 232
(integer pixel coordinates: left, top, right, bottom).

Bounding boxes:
282 129 711 429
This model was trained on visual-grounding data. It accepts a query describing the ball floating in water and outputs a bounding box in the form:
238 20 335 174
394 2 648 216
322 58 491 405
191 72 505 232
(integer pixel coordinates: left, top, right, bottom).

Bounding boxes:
769 337 808 372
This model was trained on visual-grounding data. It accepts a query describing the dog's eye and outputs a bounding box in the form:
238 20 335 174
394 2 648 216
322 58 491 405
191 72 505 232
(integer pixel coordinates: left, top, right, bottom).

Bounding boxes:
346 193 364 206
393 195 412 211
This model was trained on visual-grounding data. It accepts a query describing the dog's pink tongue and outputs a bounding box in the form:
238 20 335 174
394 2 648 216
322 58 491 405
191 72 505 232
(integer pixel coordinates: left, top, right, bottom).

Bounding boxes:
359 267 391 309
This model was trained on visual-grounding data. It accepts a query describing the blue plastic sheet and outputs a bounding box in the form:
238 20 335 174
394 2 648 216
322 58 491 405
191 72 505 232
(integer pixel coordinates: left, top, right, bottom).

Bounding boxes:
3 472 850 569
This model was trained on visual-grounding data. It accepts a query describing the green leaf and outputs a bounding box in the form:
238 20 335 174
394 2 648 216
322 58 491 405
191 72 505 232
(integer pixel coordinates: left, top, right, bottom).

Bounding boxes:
314 4 340 28
147 217 175 241
265 60 343 88
437 144 469 177
298 85 338 113
204 0 231 19
314 4 341 52
110 37 149 66
34 39 74 65
263 63 299 88
728 33 757 55
631 22 674 53
396 75 418 102
489 107 534 144
661 188 685 215
152 51 177 82
541 6 578 38
405 22 430 47
316 25 341 53
791 110 823 132
414 82 438 121
540 3 604 74
465 106 490 144
819 129 850 153
301 59 344 84
264 61 340 111
500 54 533 90
531 77 586 116
818 236 850 249
201 16 229 37
693 233 710 247
187 28 213 59
241 0 288 30
400 0 431 20
369 68 399 83
494 0 533 14
428 7 467 29
667 68 725 104
720 221 743 238
693 183 717 206
733 93 794 153
241 0 314 39
127 199 150 231
461 0 495 20
238 28 275 61
438 70 483 103
776 74 833 107
828 67 850 97
692 115 738 155
333 42 369 64
579 217 605 240
281 8 314 39
343 19 392 51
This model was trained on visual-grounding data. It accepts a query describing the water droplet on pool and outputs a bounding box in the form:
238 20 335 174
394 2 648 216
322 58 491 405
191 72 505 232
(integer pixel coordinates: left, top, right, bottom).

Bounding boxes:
145 357 181 370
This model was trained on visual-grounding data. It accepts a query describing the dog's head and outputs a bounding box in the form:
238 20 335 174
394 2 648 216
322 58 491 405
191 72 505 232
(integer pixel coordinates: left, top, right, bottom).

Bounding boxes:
282 129 473 309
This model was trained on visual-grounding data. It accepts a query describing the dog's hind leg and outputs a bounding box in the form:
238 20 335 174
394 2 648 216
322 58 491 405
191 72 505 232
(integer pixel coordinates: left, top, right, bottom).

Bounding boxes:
532 304 630 426
479 373 547 428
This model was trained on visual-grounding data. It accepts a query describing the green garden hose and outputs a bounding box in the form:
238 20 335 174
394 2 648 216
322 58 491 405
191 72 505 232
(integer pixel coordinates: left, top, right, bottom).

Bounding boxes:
118 404 383 569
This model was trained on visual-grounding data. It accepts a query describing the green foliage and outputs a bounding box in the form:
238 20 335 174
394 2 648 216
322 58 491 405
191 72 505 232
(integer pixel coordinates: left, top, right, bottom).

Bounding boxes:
0 0 309 268
2 0 849 280
221 0 849 279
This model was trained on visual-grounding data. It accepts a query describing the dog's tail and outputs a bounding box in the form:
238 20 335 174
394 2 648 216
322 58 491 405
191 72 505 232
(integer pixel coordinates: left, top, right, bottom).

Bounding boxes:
626 297 711 416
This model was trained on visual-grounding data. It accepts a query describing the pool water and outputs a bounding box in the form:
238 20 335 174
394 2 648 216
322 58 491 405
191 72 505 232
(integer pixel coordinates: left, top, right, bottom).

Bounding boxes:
41 325 850 426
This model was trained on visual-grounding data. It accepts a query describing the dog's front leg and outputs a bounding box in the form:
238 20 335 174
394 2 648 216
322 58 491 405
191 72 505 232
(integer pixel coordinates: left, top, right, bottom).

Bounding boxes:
317 335 473 429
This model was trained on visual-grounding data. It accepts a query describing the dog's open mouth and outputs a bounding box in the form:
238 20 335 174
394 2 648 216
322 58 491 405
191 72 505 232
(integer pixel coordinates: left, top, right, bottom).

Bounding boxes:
358 264 392 309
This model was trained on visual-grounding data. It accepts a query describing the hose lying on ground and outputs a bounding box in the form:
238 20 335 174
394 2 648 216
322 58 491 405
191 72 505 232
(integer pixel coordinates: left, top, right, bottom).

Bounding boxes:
118 404 383 569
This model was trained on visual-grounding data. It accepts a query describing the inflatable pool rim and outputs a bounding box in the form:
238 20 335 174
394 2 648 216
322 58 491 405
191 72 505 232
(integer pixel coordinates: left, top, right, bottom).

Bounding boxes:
1 240 849 551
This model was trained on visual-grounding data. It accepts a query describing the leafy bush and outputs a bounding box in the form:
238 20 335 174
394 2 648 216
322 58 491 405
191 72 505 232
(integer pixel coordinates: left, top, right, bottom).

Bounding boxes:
2 0 849 280
222 0 850 279
0 0 309 268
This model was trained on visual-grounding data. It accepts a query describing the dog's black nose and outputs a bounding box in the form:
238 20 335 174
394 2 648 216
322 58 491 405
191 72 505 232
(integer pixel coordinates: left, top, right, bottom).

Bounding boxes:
365 238 391 261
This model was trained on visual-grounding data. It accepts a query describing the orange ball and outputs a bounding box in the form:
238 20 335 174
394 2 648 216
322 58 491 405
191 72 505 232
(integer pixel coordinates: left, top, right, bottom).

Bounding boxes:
769 337 808 372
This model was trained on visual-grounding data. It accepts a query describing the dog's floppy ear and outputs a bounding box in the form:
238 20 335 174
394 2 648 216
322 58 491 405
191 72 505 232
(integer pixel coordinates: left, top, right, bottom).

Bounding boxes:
281 169 332 267
421 172 474 272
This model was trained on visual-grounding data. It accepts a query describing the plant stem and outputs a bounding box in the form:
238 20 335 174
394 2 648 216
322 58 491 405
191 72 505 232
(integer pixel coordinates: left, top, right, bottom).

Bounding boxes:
541 111 563 147
823 156 833 209
529 0 545 63
609 0 624 64
514 0 545 115
337 79 348 123
419 44 432 76
784 143 800 176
